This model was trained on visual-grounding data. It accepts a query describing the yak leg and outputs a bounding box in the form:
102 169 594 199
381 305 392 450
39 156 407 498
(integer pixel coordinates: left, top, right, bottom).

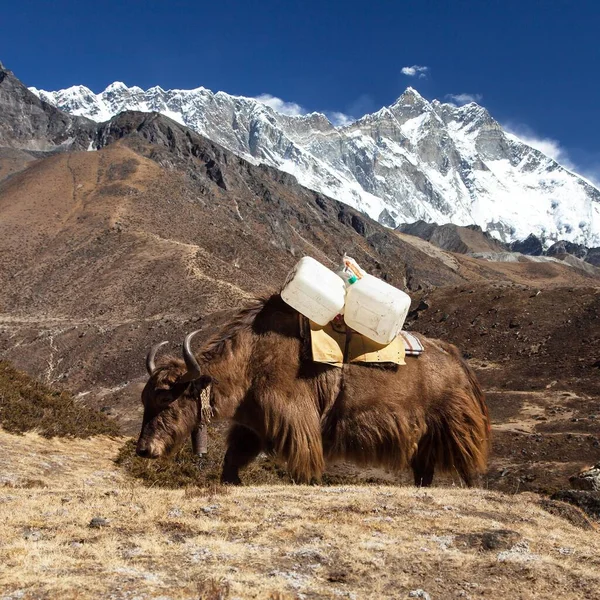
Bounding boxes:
456 465 475 488
412 460 435 487
411 438 435 487
221 424 263 485
276 413 324 484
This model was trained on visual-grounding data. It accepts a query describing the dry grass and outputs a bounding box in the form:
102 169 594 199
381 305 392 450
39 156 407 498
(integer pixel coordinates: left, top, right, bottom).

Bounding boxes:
115 422 394 490
115 422 290 488
0 360 119 438
1 430 600 599
0 428 125 489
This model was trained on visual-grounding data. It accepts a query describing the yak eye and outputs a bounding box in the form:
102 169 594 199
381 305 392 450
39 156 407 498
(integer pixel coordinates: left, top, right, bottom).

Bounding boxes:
155 389 175 404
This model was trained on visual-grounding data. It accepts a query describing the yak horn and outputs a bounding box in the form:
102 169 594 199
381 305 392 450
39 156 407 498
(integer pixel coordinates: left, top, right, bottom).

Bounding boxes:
146 340 169 375
180 329 202 383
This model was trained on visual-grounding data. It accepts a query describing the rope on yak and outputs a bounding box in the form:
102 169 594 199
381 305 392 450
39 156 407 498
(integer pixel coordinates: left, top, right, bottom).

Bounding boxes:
200 383 213 424
191 383 212 457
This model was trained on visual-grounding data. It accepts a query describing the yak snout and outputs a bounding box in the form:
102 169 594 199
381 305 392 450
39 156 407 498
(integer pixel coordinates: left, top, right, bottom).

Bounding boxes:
136 437 161 459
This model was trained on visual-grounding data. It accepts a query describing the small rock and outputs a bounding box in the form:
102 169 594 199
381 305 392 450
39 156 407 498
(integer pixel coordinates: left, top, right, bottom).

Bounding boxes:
89 517 110 528
201 504 219 514
168 507 183 518
408 590 431 600
497 541 540 563
22 527 42 542
430 534 454 550
569 463 600 491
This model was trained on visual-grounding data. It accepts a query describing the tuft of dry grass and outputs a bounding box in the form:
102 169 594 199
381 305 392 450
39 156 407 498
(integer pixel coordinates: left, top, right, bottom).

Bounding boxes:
0 360 120 438
197 578 231 600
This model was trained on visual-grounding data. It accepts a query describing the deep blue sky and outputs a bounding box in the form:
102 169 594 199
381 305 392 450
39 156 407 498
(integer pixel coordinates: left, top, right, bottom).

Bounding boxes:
2 0 599 182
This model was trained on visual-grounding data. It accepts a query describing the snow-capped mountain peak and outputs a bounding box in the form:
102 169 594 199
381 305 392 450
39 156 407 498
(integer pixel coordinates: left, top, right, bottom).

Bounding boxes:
104 81 128 92
31 81 600 246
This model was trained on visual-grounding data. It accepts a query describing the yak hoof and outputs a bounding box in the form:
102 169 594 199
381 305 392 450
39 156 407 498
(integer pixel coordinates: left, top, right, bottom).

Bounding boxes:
221 473 242 486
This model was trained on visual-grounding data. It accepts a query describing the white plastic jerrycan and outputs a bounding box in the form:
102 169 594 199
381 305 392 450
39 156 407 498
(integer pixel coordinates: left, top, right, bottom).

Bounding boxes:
281 256 346 326
344 273 411 344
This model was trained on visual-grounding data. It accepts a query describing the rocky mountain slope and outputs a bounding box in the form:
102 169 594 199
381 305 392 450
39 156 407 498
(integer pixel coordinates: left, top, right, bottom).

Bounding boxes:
0 63 465 430
397 220 507 254
398 221 600 274
0 63 94 152
32 79 600 247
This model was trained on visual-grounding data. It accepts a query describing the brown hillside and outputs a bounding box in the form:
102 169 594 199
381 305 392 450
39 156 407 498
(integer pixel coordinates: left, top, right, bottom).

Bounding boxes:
0 147 37 183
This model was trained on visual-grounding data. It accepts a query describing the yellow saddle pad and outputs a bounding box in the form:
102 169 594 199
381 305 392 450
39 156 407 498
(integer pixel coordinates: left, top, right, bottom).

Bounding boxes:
308 318 406 367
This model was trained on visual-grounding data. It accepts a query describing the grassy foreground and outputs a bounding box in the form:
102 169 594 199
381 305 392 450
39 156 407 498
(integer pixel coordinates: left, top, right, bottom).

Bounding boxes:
1 430 600 600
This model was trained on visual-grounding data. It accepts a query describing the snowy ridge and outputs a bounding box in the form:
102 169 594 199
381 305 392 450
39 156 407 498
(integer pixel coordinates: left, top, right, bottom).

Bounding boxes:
30 83 600 246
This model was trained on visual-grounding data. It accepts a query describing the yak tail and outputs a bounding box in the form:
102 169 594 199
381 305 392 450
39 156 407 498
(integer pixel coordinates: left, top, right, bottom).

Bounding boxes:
453 347 491 480
455 349 491 436
419 345 491 485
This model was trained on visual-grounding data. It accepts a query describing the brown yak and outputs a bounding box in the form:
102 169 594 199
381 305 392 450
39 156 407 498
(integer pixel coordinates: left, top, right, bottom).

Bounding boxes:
136 294 490 486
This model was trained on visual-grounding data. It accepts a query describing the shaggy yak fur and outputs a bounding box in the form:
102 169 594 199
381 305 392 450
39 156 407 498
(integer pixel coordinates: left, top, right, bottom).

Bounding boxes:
137 294 491 486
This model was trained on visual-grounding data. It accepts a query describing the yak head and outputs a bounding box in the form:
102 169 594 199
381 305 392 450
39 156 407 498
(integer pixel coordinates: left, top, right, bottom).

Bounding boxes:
136 331 210 459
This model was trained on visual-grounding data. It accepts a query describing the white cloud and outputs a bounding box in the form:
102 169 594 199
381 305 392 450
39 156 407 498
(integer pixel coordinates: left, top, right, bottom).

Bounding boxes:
253 94 306 117
253 93 355 127
504 124 573 167
326 111 354 127
445 93 483 105
504 123 600 188
401 65 429 79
